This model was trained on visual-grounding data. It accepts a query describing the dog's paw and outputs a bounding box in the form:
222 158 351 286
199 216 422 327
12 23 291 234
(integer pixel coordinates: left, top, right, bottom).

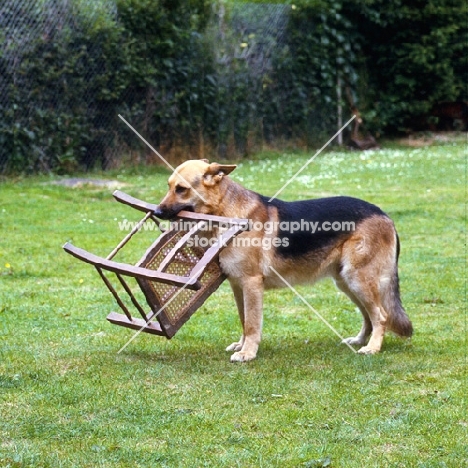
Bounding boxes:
342 336 367 346
230 351 256 363
226 341 243 352
357 345 380 355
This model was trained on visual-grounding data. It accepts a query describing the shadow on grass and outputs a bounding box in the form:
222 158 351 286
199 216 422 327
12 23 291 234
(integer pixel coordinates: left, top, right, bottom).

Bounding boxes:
113 331 414 372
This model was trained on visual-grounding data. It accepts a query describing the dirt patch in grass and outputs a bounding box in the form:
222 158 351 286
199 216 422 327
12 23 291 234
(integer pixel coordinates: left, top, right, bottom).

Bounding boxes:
50 178 128 189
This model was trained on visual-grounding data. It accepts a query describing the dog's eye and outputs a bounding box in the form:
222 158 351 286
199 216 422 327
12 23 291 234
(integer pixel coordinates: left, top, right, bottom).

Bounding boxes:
175 185 189 195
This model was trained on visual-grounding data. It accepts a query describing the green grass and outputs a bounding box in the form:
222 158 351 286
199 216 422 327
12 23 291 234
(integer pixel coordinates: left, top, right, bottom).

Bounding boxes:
0 136 466 467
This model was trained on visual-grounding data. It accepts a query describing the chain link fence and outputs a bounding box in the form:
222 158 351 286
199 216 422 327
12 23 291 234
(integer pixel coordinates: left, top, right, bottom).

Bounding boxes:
0 0 340 173
0 0 123 172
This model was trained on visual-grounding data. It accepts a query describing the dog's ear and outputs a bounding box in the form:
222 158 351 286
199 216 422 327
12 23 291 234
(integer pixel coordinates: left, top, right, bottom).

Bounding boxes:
205 163 237 175
200 158 209 163
203 163 237 186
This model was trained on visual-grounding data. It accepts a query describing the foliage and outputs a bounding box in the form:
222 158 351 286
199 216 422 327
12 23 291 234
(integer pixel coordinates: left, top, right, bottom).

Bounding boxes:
344 0 468 133
0 0 212 173
261 1 361 144
0 0 466 173
0 0 127 173
115 0 214 156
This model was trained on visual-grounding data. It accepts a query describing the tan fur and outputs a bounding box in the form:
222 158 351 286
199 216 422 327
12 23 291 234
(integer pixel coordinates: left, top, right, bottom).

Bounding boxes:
157 160 412 361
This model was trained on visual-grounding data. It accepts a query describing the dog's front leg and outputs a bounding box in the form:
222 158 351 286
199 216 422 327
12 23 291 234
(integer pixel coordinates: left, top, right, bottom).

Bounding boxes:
226 280 245 352
230 275 264 363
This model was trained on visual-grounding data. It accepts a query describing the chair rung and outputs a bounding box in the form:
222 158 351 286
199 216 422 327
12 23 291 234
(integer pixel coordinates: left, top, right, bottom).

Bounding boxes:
106 312 166 336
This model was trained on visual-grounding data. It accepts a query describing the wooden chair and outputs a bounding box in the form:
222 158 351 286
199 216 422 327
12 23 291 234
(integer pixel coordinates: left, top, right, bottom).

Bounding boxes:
63 190 249 338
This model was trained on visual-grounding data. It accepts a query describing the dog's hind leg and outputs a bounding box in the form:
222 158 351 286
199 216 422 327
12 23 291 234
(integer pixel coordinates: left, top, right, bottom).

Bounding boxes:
229 276 264 362
334 279 372 346
226 280 245 352
355 302 387 354
342 273 388 354
337 217 404 354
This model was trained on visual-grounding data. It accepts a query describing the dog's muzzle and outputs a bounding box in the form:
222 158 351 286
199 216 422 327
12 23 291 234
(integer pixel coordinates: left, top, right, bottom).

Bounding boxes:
154 204 194 220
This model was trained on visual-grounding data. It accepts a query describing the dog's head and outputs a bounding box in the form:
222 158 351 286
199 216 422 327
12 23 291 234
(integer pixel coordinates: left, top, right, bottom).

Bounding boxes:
155 159 237 219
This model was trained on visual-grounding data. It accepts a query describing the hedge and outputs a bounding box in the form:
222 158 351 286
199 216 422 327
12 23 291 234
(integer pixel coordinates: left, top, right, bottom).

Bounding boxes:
0 0 466 173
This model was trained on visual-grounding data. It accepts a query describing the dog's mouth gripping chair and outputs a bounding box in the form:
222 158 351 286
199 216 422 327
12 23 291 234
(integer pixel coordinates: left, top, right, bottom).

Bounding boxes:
63 191 248 338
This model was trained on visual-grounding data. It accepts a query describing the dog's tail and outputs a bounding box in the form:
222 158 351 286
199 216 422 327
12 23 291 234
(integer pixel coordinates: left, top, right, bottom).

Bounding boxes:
382 234 413 337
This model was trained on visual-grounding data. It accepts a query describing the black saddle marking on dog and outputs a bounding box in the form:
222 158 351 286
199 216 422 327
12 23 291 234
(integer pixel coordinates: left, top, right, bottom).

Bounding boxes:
258 194 388 257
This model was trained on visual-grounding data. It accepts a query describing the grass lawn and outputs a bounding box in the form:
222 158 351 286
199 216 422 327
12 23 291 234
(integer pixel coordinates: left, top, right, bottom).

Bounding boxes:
0 135 466 467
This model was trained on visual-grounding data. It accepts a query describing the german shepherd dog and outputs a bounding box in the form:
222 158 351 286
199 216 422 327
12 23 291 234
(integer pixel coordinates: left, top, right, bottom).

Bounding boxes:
155 160 413 362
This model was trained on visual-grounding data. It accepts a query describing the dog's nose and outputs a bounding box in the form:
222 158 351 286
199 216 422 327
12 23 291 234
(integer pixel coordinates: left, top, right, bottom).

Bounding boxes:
153 206 164 218
154 205 175 220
